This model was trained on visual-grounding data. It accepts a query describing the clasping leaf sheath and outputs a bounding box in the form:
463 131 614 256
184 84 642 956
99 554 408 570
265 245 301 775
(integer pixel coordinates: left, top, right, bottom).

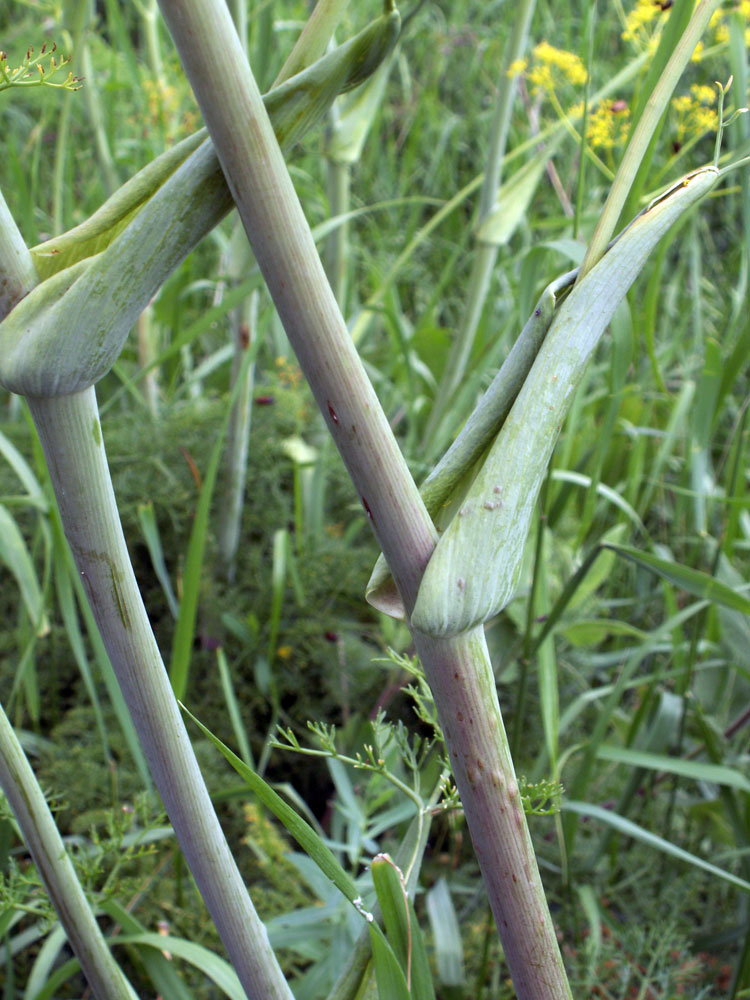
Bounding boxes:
0 8 400 396
411 166 718 638
367 281 561 619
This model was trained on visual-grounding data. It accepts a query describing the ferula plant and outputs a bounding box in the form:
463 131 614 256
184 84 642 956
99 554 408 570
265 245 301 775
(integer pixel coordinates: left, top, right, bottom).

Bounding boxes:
0 0 749 998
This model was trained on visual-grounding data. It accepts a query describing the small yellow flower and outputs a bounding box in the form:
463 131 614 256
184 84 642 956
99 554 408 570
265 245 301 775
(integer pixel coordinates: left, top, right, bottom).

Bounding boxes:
622 0 662 44
585 100 631 152
276 645 293 660
525 41 587 96
671 82 719 144
712 22 730 45
506 57 527 79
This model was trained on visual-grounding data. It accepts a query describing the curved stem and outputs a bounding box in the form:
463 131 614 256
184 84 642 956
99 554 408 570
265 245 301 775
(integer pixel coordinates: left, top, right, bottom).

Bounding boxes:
0 703 138 1000
27 387 293 1000
0 188 37 319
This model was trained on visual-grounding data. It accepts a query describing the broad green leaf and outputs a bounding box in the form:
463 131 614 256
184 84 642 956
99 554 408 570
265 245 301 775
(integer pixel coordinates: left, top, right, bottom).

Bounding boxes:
100 900 194 1000
369 924 411 1000
561 618 647 647
371 855 435 1000
596 745 750 792
425 878 464 987
114 934 244 999
0 504 48 635
475 153 550 247
603 542 750 614
564 801 750 893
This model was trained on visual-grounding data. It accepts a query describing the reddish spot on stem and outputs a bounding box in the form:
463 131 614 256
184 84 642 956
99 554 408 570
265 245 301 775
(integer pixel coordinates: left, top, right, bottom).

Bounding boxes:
327 402 339 424
238 323 250 349
255 395 275 405
361 496 373 521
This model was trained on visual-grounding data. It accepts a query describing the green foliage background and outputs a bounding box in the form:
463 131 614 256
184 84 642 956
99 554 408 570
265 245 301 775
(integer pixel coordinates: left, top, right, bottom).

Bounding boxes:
0 0 749 997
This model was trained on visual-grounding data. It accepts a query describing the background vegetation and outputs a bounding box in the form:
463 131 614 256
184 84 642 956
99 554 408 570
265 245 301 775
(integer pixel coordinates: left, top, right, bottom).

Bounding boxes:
0 0 749 996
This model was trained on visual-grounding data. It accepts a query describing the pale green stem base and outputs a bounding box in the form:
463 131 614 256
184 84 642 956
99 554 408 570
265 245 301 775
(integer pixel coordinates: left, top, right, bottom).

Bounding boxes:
0 703 138 1000
27 387 293 1000
413 626 572 1000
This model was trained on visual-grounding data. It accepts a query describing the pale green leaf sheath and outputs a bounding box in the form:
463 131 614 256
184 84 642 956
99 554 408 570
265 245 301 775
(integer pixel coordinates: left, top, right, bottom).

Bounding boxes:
0 9 399 396
411 167 718 637
367 281 561 619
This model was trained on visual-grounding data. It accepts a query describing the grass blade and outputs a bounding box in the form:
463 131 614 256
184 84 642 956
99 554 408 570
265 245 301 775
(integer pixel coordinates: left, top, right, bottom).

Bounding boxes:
564 800 750 893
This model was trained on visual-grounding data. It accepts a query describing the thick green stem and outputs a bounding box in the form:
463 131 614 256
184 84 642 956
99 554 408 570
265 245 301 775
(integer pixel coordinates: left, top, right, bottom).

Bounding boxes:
0 703 138 1000
27 387 293 1000
413 626 572 999
156 1 572 995
156 0 437 611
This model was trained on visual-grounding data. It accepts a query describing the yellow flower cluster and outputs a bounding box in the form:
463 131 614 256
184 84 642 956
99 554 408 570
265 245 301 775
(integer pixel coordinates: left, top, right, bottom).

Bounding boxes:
520 41 587 95
622 0 663 44
584 100 632 152
142 75 198 141
708 1 750 49
671 83 719 144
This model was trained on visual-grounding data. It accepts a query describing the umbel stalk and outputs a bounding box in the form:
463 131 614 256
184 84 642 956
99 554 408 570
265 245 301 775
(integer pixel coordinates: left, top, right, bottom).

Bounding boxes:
156 0 572 995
